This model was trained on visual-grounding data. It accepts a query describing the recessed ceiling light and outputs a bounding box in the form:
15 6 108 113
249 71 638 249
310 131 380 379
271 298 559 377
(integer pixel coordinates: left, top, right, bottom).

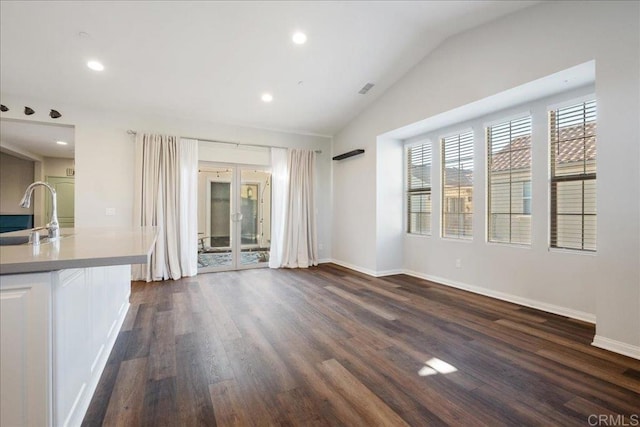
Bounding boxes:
292 32 307 45
261 93 273 103
56 141 68 145
87 60 104 71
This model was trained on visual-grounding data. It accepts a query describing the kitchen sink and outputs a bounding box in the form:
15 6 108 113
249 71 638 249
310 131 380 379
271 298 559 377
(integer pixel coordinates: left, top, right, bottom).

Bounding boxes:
0 234 72 246
0 236 30 246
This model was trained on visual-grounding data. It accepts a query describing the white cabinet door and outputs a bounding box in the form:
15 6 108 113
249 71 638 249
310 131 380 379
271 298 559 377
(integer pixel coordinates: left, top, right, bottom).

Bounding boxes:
0 273 52 427
53 265 131 427
88 266 109 374
53 269 90 427
87 265 130 377
1 265 132 427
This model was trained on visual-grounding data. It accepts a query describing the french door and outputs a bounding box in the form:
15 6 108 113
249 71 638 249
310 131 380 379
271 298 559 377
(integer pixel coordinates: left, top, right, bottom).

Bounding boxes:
198 163 272 272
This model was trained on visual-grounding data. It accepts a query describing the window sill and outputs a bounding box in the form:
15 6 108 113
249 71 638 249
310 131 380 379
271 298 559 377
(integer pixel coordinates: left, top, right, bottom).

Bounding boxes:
486 241 531 250
406 232 432 238
548 247 597 256
440 237 474 243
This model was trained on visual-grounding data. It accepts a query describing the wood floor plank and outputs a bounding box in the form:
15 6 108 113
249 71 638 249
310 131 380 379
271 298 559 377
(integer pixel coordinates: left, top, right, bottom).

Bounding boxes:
276 387 330 427
317 358 410 426
123 304 155 360
141 377 178 427
325 285 397 320
357 280 411 302
102 358 148 426
208 380 250 427
308 324 425 420
84 264 640 426
233 313 299 393
174 332 217 426
81 363 121 427
285 350 372 426
343 334 520 425
120 303 140 332
536 348 640 394
466 332 640 415
497 318 640 370
221 337 287 425
564 396 621 418
198 281 241 341
148 311 176 381
172 291 193 336
189 310 235 385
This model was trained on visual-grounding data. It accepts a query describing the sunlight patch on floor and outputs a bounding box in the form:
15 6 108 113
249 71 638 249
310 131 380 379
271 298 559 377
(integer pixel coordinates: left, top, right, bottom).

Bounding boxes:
418 357 458 377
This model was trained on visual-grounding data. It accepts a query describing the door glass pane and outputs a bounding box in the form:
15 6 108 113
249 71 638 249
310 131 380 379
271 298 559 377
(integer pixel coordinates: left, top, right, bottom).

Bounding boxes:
240 169 271 266
198 166 233 270
210 182 231 247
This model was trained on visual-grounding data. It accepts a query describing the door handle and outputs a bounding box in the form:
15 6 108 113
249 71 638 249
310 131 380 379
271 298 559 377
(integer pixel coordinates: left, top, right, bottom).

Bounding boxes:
232 212 243 222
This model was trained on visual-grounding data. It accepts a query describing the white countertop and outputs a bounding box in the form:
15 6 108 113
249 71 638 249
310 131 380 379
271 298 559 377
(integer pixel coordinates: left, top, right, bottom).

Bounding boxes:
0 227 157 275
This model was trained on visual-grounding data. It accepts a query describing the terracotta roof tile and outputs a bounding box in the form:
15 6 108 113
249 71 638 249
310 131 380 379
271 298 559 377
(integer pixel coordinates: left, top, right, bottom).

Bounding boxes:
490 123 595 172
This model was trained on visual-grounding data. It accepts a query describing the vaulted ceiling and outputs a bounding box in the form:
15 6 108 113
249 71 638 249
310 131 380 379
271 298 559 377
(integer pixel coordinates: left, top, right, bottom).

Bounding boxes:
0 1 537 136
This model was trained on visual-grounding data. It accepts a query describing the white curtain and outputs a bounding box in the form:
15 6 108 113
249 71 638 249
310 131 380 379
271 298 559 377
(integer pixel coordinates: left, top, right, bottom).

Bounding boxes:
269 147 288 268
178 138 198 277
132 133 198 281
281 149 318 268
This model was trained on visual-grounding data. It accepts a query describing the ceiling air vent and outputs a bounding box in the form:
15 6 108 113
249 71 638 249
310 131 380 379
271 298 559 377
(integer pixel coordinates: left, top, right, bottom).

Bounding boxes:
358 83 375 95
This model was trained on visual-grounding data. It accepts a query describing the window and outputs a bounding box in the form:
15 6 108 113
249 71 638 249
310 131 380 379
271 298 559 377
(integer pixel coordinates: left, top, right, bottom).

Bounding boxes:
487 116 532 245
550 100 596 251
442 131 473 239
407 143 432 234
522 182 531 215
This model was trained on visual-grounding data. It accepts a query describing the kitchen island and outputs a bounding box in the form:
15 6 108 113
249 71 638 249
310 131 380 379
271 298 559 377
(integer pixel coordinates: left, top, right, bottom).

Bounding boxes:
0 227 156 427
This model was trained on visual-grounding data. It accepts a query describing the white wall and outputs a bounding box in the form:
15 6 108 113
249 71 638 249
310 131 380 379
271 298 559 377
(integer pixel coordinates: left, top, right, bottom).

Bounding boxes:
0 95 333 261
0 152 34 214
43 157 74 178
403 86 597 315
332 1 640 355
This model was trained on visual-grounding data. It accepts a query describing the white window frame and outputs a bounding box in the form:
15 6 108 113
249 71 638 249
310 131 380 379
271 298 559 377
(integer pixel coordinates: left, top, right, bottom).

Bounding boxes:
406 141 433 235
548 99 597 252
486 115 533 246
441 129 474 240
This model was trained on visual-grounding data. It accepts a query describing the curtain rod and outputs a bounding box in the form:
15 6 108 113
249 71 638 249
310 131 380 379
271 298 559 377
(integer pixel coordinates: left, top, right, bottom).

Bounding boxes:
126 130 322 154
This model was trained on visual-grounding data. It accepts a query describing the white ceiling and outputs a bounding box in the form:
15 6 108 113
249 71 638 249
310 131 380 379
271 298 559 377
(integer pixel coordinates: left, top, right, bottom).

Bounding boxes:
0 1 538 137
0 119 75 159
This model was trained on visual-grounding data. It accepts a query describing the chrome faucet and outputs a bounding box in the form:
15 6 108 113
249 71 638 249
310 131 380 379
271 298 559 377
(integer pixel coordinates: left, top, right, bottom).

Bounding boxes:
19 181 60 240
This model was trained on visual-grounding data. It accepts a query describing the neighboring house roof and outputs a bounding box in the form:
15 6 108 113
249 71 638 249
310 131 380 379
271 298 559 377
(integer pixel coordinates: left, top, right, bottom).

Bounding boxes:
409 123 596 186
444 167 473 187
490 122 596 172
410 164 473 187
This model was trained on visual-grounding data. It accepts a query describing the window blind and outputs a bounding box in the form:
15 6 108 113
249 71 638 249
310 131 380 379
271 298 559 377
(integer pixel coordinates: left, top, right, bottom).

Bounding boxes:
407 143 431 234
550 100 596 251
487 116 532 245
442 131 473 239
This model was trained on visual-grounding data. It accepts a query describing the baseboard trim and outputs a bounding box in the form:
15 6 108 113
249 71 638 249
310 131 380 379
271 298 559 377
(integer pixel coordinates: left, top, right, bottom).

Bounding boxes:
592 335 640 360
317 258 333 264
403 269 596 324
375 269 404 277
328 259 379 277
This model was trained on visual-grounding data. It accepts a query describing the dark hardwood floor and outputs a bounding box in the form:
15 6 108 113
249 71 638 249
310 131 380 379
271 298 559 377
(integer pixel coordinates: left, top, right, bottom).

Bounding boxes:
82 264 640 426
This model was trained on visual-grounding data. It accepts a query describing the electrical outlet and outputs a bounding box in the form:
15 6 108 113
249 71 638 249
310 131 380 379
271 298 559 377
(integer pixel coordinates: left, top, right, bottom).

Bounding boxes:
105 208 116 216
455 258 462 268
319 243 324 250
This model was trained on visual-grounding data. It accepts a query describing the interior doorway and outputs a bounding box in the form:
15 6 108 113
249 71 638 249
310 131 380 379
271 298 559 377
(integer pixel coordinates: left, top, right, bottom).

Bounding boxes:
198 163 271 272
45 176 75 228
